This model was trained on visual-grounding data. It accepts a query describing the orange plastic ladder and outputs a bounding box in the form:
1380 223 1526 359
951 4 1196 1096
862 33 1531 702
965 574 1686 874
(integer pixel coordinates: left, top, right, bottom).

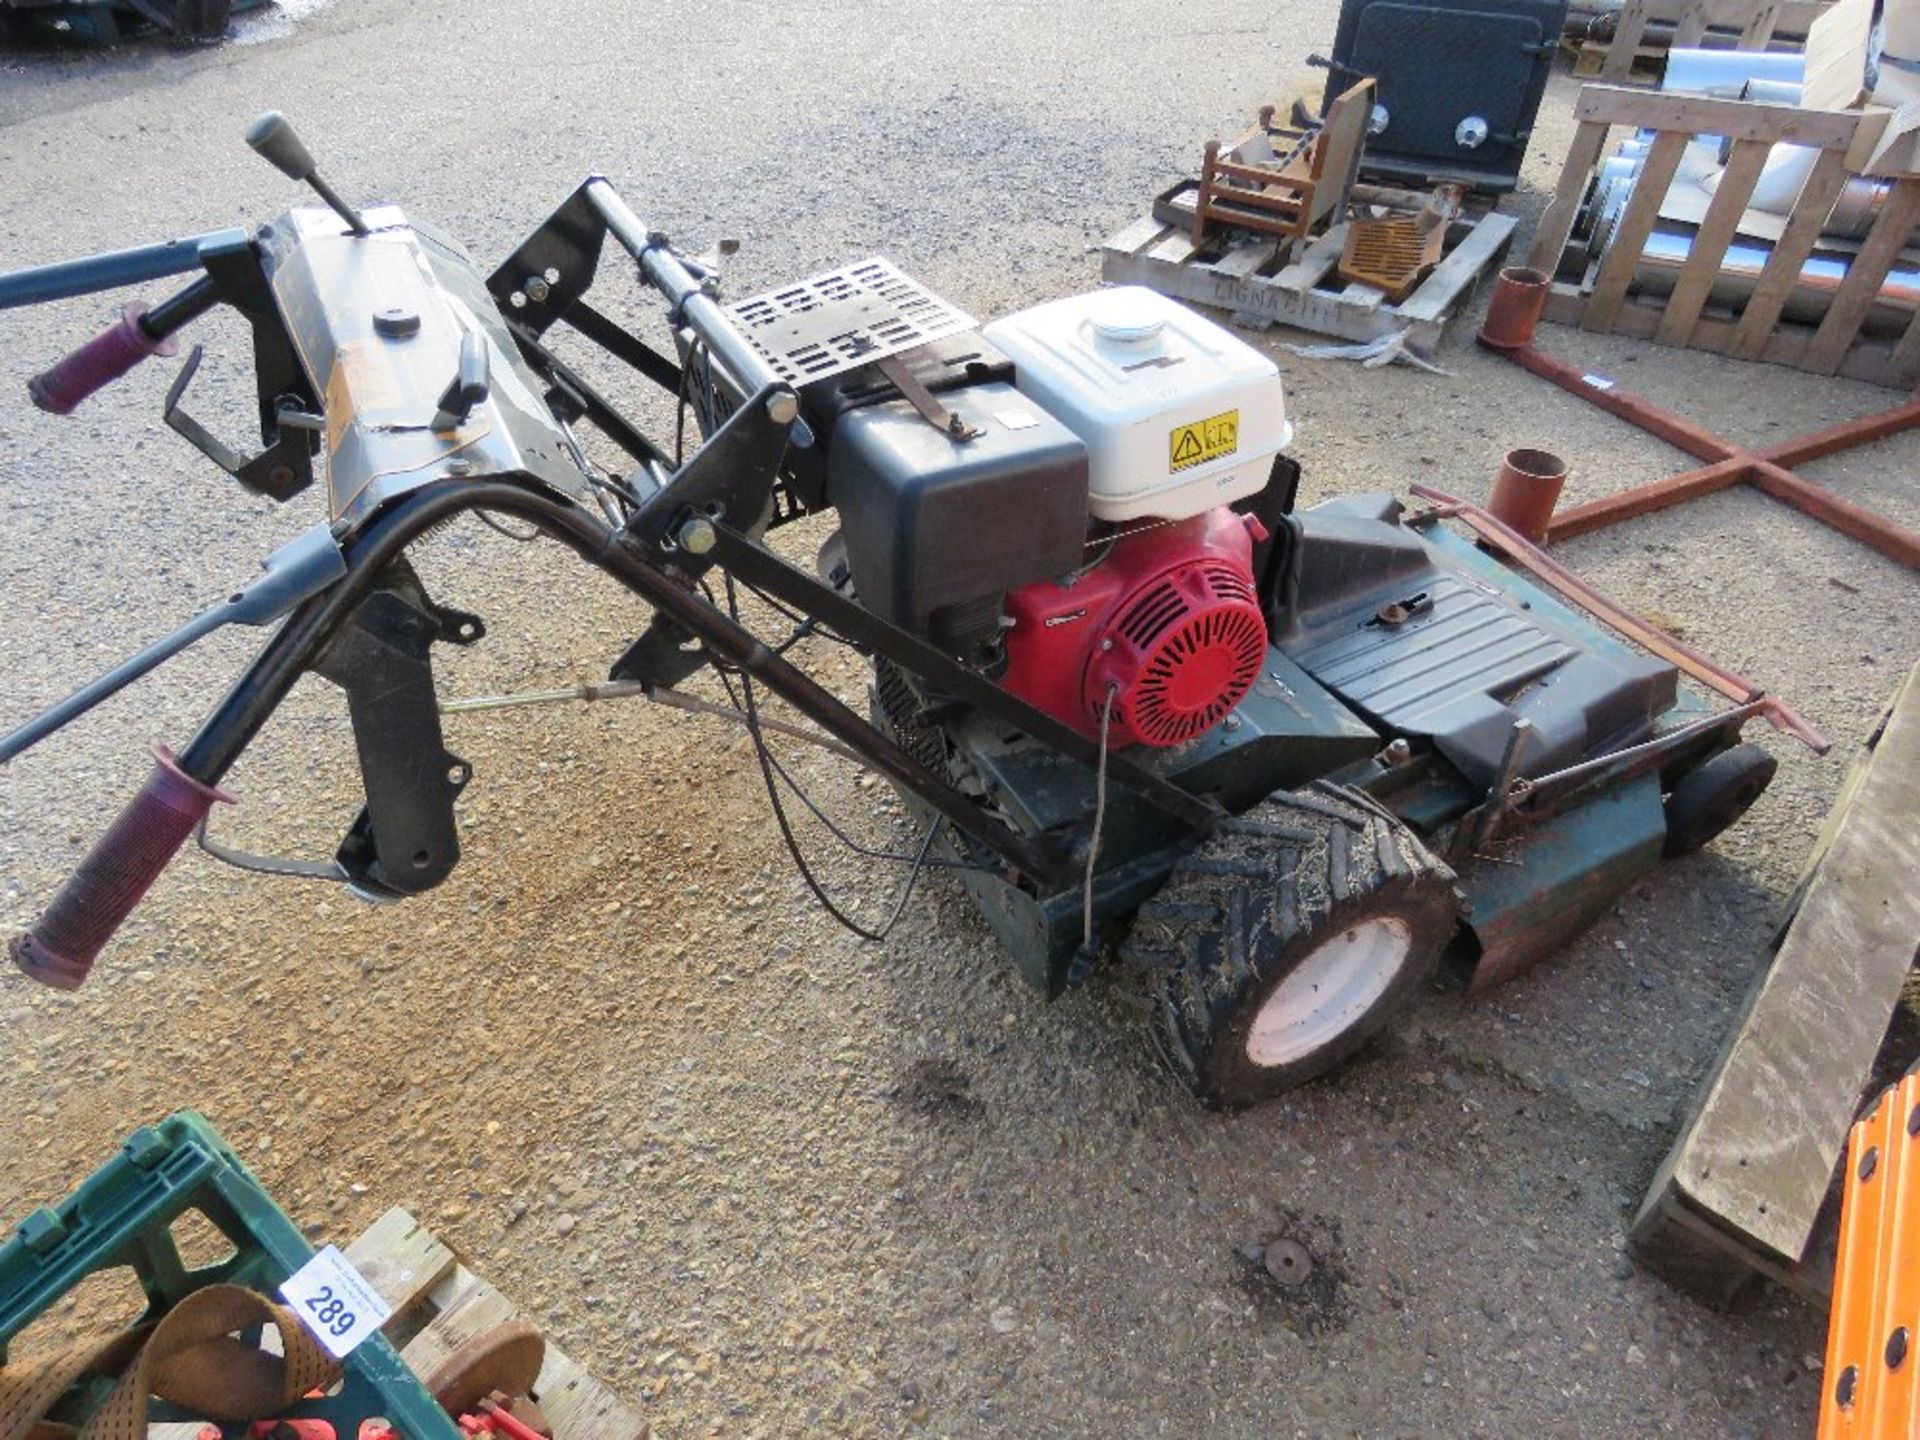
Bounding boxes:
1820 1071 1920 1439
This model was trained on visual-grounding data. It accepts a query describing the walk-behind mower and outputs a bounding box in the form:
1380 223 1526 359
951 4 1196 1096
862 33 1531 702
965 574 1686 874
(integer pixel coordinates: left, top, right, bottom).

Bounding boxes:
0 115 1825 1105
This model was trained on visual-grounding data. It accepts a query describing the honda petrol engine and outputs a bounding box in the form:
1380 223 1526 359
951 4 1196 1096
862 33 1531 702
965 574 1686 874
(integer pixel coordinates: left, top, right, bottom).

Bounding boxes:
817 285 1292 750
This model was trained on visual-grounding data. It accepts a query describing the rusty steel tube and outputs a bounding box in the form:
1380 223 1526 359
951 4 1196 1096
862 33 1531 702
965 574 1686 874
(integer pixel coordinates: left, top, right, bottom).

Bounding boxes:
1478 267 1551 350
1487 448 1568 544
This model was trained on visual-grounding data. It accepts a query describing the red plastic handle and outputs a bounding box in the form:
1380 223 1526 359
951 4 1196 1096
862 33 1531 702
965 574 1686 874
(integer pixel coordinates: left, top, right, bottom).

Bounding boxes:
9 747 231 990
27 302 177 416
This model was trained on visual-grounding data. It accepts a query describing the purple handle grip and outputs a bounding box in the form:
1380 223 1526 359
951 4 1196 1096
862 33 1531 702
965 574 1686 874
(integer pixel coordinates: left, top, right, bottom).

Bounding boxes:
10 747 231 990
27 302 177 416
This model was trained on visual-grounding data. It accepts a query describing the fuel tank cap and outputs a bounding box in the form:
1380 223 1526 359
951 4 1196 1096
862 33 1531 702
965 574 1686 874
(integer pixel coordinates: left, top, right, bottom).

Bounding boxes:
1089 291 1167 343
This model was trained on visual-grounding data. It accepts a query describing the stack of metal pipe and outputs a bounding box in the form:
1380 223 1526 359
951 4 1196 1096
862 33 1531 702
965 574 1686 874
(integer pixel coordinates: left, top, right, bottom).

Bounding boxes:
1581 48 1920 334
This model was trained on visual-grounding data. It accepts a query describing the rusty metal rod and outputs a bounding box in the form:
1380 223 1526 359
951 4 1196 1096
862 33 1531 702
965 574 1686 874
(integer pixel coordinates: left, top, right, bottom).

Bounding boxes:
1483 333 1920 571
1548 456 1754 537
1747 460 1920 569
1499 343 1734 465
1763 397 1920 467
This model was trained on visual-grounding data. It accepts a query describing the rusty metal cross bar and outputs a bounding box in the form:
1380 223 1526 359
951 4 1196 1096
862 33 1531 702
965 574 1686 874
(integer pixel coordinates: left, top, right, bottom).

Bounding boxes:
1477 268 1920 571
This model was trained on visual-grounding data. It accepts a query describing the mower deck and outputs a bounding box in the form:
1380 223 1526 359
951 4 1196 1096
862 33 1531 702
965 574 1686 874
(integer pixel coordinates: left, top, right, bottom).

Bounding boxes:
932 489 1710 995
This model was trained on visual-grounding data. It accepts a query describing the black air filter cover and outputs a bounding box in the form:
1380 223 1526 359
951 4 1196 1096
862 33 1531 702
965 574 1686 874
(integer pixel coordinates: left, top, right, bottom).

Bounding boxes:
827 381 1088 659
1322 0 1568 193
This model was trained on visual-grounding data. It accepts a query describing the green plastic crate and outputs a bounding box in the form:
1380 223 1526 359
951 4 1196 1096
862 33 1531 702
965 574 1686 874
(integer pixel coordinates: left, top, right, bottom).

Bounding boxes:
0 1111 457 1440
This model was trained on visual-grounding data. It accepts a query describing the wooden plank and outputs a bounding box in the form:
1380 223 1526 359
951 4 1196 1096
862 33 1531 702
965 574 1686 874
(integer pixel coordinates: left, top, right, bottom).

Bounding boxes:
1729 146 1854 359
1398 211 1518 322
398 1265 518 1378
1653 137 1774 346
1801 179 1920 374
1272 225 1347 292
343 1206 459 1317
1210 240 1278 279
532 1350 649 1440
1525 119 1612 275
1737 0 1784 46
1338 281 1386 315
1883 290 1920 385
1101 216 1166 257
1583 129 1691 331
1602 0 1654 79
1574 84 1865 149
1646 664 1920 1264
1672 0 1712 47
1147 231 1199 266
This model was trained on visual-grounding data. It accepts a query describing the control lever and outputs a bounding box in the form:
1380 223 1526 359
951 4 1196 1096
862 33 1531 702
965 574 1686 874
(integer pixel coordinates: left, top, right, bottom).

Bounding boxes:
0 524 347 765
433 329 490 431
244 110 369 236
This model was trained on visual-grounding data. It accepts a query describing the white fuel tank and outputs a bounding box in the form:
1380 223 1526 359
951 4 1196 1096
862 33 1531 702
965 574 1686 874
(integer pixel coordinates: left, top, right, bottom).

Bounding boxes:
982 287 1291 522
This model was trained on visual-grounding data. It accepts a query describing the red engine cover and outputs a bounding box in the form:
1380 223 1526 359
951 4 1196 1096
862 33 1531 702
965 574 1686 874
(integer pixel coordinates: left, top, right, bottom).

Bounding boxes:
1001 508 1269 748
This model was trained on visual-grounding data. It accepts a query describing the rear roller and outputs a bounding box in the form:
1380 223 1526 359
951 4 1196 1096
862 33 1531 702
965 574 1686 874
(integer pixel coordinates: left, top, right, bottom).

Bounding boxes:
1123 783 1460 1108
1661 742 1777 857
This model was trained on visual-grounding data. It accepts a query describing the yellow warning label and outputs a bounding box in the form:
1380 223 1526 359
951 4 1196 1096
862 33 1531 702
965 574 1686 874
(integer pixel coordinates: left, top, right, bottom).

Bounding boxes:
1169 409 1239 473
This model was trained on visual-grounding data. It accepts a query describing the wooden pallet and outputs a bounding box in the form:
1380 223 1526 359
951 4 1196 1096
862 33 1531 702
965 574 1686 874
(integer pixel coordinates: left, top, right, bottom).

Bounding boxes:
1580 0 1823 84
1101 203 1516 352
156 1208 647 1440
1565 35 1663 80
1527 83 1920 388
1630 663 1920 1307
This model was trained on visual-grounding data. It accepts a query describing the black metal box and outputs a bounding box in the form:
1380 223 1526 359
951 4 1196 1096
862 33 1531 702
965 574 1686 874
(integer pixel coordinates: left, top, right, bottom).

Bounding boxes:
827 381 1089 658
1322 0 1569 193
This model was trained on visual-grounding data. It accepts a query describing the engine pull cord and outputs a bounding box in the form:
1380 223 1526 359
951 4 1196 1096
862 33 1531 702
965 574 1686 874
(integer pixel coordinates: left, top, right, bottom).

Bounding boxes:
1068 682 1121 986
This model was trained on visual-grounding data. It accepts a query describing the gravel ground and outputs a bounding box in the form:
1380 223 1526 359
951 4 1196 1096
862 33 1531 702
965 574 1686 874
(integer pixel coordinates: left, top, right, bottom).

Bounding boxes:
2 2 1918 1436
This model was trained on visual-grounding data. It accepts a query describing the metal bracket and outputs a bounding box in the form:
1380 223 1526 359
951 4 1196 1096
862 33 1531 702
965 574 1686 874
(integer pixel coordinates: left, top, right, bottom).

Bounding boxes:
875 352 981 440
311 587 472 898
622 381 795 554
164 345 315 500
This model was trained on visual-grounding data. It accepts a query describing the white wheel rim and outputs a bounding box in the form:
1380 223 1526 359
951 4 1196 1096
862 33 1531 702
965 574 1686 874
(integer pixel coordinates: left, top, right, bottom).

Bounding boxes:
1245 917 1414 1068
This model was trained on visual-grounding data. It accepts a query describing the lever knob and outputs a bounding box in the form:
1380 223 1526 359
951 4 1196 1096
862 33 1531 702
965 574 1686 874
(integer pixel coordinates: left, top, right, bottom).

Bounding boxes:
245 110 317 182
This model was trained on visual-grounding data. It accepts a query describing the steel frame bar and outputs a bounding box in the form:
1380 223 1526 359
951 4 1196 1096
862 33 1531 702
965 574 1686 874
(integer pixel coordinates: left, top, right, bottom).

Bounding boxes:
175 478 1072 887
1480 332 1920 570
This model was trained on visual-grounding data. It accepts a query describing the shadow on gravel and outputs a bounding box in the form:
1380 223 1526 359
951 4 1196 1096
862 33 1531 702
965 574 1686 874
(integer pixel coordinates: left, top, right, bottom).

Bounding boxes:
897 1056 984 1122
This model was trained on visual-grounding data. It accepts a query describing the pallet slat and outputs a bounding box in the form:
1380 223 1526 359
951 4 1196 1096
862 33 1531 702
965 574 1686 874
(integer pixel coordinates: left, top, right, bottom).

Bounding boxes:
1583 129 1691 331
1884 291 1920 384
1526 119 1613 275
1398 212 1518 321
1273 225 1347 290
1801 179 1920 374
1103 215 1166 257
1210 241 1279 279
1653 136 1774 346
1574 86 1863 149
1601 0 1655 78
1728 146 1855 358
1147 231 1199 266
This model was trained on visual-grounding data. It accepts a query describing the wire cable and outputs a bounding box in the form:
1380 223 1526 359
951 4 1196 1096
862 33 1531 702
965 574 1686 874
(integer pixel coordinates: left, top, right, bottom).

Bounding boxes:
1074 682 1120 978
717 573 982 939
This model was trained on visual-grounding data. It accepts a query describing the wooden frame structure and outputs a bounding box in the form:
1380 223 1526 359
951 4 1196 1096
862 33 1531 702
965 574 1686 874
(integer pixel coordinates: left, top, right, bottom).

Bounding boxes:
1189 81 1374 249
1526 83 1920 388
1580 0 1826 83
